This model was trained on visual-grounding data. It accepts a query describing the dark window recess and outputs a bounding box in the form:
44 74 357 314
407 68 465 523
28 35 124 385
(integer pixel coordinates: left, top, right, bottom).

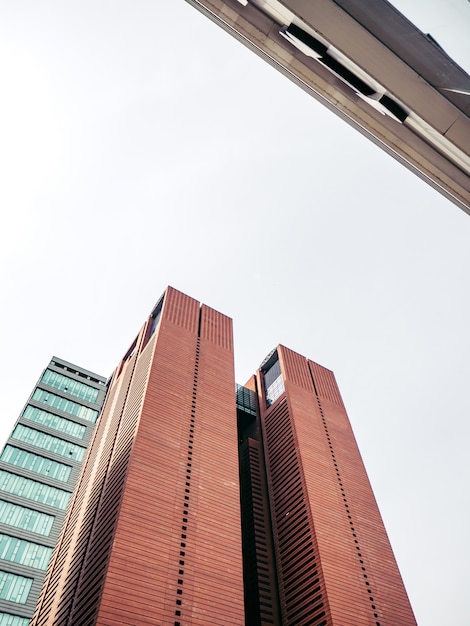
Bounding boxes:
149 297 163 337
281 23 375 97
281 23 327 57
379 94 408 122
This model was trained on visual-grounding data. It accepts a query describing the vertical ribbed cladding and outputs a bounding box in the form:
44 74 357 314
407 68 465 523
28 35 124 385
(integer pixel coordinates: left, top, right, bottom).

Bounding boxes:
30 322 148 626
261 397 327 626
258 347 330 626
173 334 201 626
308 361 383 626
278 348 370 625
238 382 281 626
237 377 280 626
279 346 315 392
306 359 417 625
240 440 265 625
187 305 244 626
200 304 233 350
308 361 344 408
164 286 200 333
187 303 244 624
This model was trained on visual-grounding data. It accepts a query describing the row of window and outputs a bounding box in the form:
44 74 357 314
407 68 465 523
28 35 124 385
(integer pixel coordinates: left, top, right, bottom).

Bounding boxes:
0 500 54 537
0 613 30 626
1 446 71 483
0 571 32 604
32 389 98 423
0 471 71 510
41 370 99 404
23 406 86 440
12 425 85 462
51 361 106 386
0 534 52 571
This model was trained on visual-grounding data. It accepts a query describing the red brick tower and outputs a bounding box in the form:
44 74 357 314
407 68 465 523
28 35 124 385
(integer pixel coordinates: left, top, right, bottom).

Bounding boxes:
254 345 416 626
31 289 416 626
31 287 244 626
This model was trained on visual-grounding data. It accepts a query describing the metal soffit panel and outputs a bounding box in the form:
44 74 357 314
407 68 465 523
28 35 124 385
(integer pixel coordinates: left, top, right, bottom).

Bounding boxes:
329 0 470 113
185 0 470 214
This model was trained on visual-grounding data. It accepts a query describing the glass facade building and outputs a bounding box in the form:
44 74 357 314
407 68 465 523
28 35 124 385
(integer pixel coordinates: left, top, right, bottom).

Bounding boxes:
0 358 107 624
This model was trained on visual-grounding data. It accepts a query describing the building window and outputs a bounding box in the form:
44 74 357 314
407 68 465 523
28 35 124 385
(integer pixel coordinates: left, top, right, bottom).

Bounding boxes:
0 572 33 604
0 534 52 570
0 501 54 536
0 612 30 626
22 406 86 439
149 309 162 339
141 297 164 352
11 425 86 462
0 471 71 510
41 370 99 404
32 390 98 423
0 446 71 483
262 354 285 407
149 298 164 340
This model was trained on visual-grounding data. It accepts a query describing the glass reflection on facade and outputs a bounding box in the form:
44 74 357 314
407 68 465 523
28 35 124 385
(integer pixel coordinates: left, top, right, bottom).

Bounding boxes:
22 407 86 439
0 536 52 571
0 572 32 604
0 501 54 537
263 356 285 406
11 426 85 462
0 357 107 624
0 472 70 510
41 371 99 404
0 447 71 483
0 612 30 626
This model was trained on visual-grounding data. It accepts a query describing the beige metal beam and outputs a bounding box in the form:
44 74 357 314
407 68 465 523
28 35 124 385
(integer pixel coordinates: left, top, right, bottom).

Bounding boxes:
185 0 470 214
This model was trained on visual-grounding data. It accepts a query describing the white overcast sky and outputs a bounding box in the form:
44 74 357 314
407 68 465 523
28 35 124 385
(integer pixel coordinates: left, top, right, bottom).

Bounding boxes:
1 1 469 624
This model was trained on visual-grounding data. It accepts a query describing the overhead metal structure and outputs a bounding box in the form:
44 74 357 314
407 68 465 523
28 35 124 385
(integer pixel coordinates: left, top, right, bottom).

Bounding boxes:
186 0 470 214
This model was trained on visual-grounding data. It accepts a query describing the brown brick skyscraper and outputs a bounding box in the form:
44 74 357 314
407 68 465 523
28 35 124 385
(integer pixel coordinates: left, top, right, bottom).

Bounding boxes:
31 287 244 625
239 345 416 625
31 287 416 625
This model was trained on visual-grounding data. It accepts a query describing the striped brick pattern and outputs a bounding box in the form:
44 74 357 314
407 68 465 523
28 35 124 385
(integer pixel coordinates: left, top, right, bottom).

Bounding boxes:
262 396 328 626
163 286 199 333
280 345 315 392
239 435 280 626
200 304 233 350
257 346 416 626
31 288 244 626
308 360 344 407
